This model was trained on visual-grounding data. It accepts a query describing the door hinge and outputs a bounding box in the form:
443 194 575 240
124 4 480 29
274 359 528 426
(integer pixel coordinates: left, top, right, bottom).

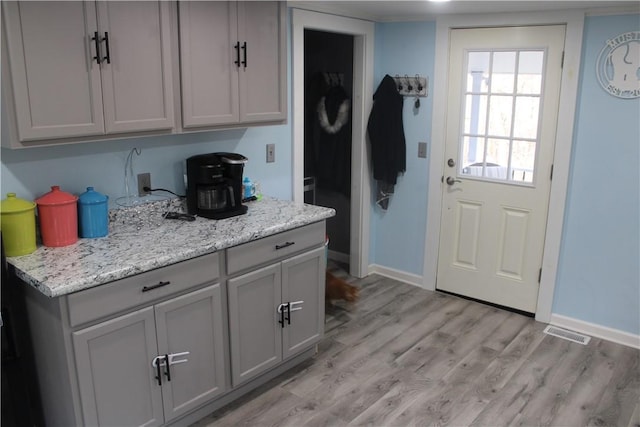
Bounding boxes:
550 164 554 181
538 268 542 283
561 51 565 68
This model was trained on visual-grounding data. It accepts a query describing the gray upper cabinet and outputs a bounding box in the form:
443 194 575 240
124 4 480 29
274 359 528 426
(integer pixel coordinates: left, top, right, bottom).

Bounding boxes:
2 1 105 141
96 2 174 134
179 1 286 128
72 284 227 426
1 1 174 144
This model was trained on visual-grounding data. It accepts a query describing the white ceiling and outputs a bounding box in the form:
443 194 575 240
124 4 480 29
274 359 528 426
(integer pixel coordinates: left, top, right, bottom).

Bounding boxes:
288 1 640 22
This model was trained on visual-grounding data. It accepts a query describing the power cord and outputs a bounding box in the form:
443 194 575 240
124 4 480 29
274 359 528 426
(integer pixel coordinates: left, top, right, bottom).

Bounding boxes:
143 187 186 198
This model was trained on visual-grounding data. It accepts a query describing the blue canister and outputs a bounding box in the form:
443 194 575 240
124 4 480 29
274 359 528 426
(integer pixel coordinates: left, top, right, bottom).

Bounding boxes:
77 187 109 238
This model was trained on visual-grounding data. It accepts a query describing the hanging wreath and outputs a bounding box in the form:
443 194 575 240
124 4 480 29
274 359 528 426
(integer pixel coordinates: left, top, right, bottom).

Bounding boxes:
317 96 351 134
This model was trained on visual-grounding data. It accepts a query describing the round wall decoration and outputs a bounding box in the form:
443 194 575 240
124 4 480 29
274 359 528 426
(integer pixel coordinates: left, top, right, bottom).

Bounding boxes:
595 31 640 99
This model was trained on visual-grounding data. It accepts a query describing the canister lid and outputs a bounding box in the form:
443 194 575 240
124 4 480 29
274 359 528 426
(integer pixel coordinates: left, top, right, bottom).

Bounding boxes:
35 186 78 206
1 193 36 213
78 187 109 205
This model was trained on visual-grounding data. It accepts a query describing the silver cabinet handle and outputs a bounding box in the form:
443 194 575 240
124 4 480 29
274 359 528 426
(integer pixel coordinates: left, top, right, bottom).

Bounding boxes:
288 300 304 312
151 351 189 368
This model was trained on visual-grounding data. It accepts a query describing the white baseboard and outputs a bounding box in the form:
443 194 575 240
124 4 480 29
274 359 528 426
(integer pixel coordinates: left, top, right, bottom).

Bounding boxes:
327 250 349 264
550 314 640 349
368 264 425 289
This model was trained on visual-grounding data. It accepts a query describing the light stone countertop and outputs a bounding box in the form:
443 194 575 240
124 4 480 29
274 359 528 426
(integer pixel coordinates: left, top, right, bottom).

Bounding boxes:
6 197 335 298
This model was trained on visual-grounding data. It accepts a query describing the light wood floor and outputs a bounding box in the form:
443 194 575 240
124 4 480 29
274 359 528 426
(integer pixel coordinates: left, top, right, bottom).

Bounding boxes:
192 265 640 427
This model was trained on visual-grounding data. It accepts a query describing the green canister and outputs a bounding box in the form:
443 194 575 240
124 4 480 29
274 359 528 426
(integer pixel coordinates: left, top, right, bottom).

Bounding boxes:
0 193 37 256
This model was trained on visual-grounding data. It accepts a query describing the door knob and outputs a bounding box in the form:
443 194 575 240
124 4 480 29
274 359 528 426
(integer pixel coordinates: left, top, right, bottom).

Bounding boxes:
446 176 462 185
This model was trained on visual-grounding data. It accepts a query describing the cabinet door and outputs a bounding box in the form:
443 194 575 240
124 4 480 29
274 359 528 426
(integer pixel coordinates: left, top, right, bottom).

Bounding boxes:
2 1 105 141
179 1 239 127
228 263 282 386
237 1 287 123
72 307 163 427
154 284 228 422
281 247 326 359
96 1 174 133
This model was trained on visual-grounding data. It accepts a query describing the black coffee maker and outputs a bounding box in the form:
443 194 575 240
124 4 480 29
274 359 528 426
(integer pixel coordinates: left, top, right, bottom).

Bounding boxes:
186 153 248 219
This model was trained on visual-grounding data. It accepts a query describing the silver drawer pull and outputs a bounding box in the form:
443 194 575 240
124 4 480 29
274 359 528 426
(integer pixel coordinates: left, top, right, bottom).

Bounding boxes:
275 241 295 250
142 281 171 292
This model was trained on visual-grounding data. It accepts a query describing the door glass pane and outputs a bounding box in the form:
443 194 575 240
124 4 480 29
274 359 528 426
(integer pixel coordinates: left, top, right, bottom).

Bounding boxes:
460 48 545 185
487 95 513 137
467 52 490 92
460 136 485 173
464 94 487 134
517 51 544 94
511 140 536 183
513 96 540 139
491 51 516 94
486 138 510 179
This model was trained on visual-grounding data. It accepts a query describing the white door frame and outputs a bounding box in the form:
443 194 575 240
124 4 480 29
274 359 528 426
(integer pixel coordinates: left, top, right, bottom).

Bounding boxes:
424 10 585 323
291 8 374 278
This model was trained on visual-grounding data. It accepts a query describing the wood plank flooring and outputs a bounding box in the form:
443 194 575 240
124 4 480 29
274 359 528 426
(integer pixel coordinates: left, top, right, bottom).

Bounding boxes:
191 265 640 427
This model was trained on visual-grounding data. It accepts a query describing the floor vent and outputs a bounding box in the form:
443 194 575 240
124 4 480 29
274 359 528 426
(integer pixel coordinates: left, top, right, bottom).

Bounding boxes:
544 325 591 345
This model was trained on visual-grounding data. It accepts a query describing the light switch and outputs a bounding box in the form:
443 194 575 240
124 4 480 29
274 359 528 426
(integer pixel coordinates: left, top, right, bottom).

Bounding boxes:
418 142 427 158
266 143 275 163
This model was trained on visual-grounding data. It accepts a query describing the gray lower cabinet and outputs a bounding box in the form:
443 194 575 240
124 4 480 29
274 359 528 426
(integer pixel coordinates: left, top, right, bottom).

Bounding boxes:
228 246 325 387
20 222 326 426
72 284 227 426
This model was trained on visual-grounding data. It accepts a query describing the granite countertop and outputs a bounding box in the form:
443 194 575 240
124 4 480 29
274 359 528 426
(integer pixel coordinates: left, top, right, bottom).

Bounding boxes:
7 197 335 298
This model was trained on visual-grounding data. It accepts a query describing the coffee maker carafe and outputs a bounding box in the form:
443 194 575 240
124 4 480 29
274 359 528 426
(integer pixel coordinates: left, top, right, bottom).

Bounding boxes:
186 153 248 219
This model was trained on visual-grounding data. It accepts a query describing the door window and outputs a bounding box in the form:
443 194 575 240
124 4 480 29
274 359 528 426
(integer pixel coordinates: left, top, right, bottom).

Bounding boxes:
460 49 545 184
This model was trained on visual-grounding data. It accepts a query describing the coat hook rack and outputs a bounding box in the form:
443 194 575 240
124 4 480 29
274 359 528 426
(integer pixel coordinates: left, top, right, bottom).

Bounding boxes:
323 72 344 87
393 74 428 97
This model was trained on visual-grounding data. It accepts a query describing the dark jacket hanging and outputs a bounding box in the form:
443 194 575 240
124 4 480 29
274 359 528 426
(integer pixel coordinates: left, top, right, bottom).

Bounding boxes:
367 74 405 209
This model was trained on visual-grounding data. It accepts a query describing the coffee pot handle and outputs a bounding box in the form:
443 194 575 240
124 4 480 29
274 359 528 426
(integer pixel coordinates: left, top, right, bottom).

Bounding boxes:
227 185 235 207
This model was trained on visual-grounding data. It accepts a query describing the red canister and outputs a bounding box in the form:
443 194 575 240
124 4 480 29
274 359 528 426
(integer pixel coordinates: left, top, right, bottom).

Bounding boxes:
36 186 78 247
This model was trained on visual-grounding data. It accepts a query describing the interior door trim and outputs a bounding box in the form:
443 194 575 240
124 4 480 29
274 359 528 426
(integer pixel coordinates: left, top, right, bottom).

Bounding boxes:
424 10 586 323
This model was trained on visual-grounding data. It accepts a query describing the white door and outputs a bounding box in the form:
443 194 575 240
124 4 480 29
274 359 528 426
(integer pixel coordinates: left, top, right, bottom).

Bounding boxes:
437 26 565 313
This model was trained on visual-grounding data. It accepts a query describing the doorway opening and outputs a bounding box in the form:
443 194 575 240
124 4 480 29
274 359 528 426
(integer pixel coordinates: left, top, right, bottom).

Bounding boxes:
291 9 374 278
303 30 354 268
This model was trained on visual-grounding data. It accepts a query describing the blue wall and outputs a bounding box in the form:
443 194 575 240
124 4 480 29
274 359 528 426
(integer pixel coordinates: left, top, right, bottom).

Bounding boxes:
1 125 292 207
552 14 640 335
370 22 435 276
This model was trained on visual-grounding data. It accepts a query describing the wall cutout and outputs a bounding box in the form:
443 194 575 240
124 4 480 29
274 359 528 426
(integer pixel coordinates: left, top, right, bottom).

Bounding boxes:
595 31 640 99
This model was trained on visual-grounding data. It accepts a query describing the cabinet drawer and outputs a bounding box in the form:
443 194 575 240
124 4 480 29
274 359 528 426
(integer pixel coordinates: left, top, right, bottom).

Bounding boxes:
226 221 325 275
67 252 219 327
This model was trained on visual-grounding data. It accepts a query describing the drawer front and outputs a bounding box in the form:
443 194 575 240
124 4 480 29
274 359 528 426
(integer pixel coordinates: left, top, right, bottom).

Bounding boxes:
68 252 219 327
226 221 325 275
